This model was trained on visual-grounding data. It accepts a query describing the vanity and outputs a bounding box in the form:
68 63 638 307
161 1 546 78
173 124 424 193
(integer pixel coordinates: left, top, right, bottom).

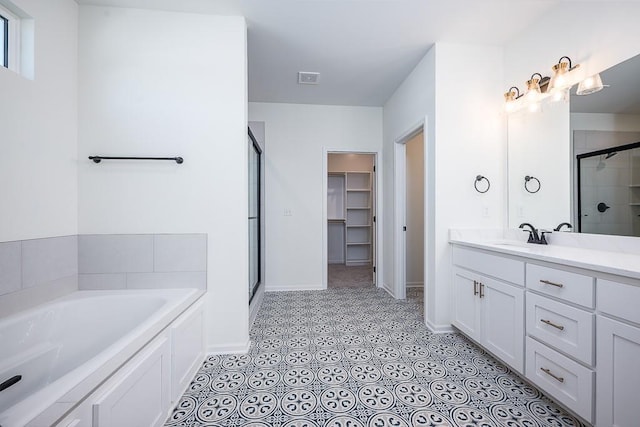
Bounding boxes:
450 232 640 426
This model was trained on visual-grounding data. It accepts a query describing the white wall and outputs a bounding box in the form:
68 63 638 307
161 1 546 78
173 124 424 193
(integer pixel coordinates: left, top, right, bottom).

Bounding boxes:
405 132 424 286
383 46 435 300
0 0 78 242
384 43 506 331
78 6 249 353
248 102 382 291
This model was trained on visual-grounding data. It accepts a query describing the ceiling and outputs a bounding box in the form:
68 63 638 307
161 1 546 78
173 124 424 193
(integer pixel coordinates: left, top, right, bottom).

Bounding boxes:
570 53 640 115
76 0 564 106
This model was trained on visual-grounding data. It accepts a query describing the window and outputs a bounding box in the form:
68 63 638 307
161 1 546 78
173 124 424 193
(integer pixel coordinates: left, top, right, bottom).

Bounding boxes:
0 2 22 73
0 13 7 68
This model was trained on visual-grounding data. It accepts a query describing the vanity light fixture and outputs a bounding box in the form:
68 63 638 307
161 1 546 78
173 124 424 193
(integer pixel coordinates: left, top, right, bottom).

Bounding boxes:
576 73 605 95
549 56 580 91
525 73 544 102
504 86 522 113
503 56 582 113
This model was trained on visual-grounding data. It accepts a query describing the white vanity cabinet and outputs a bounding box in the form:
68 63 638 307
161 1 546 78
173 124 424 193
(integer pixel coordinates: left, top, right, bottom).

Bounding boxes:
452 247 525 373
596 279 640 427
451 241 640 426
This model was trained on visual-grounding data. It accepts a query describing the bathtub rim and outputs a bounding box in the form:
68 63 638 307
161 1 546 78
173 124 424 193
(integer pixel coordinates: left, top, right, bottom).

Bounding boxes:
0 288 204 427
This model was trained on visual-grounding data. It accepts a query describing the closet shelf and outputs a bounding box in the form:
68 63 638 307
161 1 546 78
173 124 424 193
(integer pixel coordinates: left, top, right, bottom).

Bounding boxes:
347 206 371 210
347 242 371 246
629 203 640 206
347 189 371 192
328 218 346 222
348 224 371 228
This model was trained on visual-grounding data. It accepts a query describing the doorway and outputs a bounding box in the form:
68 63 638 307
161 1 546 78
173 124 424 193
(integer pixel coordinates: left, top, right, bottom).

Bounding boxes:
326 152 376 288
405 131 425 310
394 123 427 305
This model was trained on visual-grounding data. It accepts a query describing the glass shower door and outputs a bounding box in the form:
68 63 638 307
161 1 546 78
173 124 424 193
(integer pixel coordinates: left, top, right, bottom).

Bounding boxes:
249 130 262 302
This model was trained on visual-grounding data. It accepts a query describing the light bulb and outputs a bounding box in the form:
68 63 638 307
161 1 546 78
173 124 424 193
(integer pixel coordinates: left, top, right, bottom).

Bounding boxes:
550 88 569 103
528 101 542 113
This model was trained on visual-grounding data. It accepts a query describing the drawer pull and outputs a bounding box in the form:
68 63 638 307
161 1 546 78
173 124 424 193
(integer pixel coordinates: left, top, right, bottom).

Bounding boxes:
540 367 564 383
473 280 478 296
540 319 565 331
540 279 564 288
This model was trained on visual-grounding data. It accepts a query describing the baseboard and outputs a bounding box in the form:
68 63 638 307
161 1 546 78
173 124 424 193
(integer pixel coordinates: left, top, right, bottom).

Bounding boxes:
206 339 250 355
266 284 325 292
426 319 455 334
406 282 423 288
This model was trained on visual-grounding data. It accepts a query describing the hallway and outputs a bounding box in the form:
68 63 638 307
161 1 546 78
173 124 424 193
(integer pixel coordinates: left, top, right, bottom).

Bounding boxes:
165 287 584 426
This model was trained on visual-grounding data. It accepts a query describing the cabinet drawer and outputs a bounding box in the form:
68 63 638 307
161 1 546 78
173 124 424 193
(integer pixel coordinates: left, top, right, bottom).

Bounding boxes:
597 279 640 324
526 337 594 423
526 293 594 365
452 246 524 285
526 264 594 308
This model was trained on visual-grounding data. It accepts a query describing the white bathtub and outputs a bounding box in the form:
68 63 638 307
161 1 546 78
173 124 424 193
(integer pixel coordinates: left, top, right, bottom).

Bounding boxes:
0 289 203 427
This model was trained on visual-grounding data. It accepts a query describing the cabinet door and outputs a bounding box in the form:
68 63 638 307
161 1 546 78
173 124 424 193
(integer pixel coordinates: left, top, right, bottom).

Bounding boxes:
597 315 640 427
92 335 171 427
480 277 524 373
452 267 480 341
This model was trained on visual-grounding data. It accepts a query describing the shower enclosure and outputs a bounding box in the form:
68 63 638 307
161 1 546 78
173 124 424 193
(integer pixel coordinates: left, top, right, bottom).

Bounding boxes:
248 129 262 302
577 141 640 236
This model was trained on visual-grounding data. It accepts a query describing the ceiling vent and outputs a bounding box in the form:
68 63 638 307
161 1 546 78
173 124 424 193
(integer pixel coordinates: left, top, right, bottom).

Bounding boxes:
298 72 320 85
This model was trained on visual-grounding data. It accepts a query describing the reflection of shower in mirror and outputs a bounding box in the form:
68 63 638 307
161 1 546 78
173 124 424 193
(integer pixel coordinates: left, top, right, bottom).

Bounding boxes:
596 152 618 170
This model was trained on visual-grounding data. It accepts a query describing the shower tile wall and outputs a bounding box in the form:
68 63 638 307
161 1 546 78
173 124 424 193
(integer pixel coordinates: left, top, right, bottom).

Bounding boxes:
78 234 207 290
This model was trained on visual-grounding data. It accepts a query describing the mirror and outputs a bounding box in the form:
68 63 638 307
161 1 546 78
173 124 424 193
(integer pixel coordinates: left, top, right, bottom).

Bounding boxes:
508 52 640 236
508 98 571 230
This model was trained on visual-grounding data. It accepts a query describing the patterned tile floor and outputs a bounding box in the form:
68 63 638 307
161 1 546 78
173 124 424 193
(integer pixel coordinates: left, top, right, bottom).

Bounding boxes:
165 287 585 427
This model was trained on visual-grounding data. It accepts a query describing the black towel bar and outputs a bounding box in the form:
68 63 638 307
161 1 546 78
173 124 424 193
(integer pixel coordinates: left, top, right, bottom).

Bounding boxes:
89 156 183 164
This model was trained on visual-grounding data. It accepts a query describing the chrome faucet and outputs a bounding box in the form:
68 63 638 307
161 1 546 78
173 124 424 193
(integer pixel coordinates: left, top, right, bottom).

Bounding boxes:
554 222 573 231
519 223 550 245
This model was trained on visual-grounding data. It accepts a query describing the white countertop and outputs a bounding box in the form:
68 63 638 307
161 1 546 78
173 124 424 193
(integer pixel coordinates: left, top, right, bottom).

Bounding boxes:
450 235 640 280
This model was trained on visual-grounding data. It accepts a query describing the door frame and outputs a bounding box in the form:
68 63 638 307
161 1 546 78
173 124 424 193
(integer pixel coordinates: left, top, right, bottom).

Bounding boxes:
394 119 428 303
322 148 381 290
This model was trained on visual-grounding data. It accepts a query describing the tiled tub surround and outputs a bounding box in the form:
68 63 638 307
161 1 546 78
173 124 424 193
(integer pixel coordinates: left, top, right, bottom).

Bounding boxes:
0 234 207 318
0 236 78 317
450 229 640 425
78 234 207 290
0 288 205 427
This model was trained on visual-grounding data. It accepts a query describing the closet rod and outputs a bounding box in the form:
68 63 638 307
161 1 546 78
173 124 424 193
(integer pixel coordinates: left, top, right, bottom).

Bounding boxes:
89 156 184 164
